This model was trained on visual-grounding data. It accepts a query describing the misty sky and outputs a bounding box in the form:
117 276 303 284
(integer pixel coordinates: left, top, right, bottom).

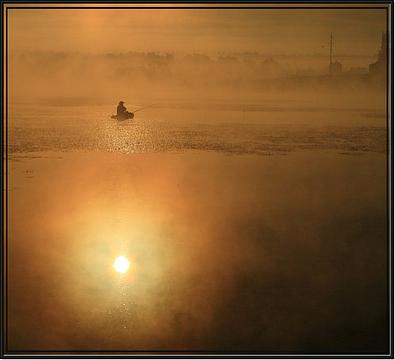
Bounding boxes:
8 7 387 56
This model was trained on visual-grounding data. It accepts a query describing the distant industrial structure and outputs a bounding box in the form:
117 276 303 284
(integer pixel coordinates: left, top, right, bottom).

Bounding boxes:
277 31 387 88
327 31 387 81
369 32 387 79
328 33 343 76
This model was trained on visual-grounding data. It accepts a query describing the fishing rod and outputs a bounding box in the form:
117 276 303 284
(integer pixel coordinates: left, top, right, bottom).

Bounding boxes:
132 103 156 113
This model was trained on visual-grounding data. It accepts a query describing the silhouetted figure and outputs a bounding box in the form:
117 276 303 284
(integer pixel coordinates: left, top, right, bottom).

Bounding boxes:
117 101 127 116
116 101 134 120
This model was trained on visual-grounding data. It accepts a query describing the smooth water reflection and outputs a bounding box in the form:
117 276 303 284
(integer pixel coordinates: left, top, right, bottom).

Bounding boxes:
8 150 388 352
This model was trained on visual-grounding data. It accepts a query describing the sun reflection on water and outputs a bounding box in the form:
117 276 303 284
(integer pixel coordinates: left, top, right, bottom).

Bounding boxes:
113 256 130 273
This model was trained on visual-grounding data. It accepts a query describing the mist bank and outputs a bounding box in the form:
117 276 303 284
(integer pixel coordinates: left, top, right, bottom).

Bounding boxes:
9 51 385 108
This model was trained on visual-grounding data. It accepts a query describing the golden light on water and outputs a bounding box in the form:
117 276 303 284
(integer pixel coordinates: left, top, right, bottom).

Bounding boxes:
113 256 130 273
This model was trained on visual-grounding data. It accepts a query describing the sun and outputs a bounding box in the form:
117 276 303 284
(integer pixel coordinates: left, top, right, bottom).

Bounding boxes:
113 256 130 273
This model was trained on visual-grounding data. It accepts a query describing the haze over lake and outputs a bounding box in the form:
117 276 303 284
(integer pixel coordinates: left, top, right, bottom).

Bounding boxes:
6 4 389 355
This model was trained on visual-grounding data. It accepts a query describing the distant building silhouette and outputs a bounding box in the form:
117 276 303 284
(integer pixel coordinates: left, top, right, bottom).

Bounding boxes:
369 32 387 79
329 61 343 75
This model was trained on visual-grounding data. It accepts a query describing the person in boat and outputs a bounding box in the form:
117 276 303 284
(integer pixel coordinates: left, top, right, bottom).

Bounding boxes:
117 101 130 117
115 101 135 120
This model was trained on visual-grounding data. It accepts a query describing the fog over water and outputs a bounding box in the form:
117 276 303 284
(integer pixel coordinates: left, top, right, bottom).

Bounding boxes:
6 6 389 354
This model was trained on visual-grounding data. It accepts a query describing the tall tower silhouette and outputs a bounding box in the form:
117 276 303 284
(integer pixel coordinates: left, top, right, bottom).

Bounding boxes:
329 32 333 75
328 33 342 76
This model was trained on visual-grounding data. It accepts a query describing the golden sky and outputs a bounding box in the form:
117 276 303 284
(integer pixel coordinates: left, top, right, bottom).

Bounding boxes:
8 7 387 55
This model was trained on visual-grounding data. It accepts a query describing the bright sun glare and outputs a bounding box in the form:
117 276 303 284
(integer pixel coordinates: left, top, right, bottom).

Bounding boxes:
113 256 130 273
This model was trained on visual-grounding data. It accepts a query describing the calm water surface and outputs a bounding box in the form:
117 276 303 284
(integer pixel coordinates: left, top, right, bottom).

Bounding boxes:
7 101 388 353
8 102 386 155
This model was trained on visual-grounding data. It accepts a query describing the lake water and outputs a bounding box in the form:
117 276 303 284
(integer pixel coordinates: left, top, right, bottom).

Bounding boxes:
8 101 386 155
6 101 389 353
